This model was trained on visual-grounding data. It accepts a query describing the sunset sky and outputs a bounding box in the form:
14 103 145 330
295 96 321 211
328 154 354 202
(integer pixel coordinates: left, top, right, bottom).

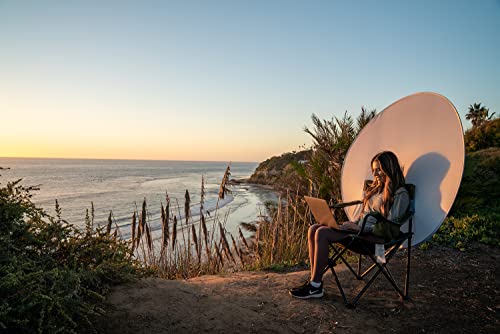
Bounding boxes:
1 0 499 162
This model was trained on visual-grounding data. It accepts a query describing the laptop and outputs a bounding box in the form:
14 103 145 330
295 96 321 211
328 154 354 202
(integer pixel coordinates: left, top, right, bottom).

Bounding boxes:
304 196 340 229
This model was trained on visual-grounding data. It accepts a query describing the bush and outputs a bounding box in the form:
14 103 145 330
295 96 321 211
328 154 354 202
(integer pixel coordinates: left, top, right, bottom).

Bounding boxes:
248 150 311 193
432 147 500 250
432 211 500 250
450 147 500 215
464 118 499 153
0 178 140 333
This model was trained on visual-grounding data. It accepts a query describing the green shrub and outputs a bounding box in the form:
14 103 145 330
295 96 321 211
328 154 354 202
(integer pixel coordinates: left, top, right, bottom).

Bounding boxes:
450 147 500 215
432 147 500 250
0 177 141 333
432 211 500 250
464 118 499 153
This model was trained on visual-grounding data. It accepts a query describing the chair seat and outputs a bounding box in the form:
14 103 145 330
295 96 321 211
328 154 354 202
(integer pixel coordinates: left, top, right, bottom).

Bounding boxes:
337 231 412 255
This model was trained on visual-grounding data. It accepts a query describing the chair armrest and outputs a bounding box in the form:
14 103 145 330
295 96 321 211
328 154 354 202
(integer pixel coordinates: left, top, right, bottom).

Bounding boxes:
357 212 402 236
329 200 363 209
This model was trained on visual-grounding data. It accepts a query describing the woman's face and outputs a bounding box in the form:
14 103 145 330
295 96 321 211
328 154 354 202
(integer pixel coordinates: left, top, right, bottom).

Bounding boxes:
371 160 386 184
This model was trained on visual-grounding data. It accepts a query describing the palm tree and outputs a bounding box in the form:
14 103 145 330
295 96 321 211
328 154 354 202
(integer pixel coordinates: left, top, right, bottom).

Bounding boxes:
466 103 495 127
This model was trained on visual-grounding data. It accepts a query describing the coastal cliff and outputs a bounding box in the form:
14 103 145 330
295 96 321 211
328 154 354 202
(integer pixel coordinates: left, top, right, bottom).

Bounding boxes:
247 150 311 190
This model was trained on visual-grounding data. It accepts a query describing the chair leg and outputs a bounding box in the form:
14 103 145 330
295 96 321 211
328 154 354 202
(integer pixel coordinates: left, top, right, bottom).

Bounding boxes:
327 236 413 307
350 265 384 307
404 238 412 300
360 244 397 278
328 243 362 280
330 266 349 306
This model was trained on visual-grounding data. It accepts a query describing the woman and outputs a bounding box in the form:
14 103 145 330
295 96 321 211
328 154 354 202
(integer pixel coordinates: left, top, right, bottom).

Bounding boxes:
289 151 410 299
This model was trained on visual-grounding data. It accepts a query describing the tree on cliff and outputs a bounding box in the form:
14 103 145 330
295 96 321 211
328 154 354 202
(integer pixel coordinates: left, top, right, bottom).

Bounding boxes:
466 103 495 128
302 107 376 203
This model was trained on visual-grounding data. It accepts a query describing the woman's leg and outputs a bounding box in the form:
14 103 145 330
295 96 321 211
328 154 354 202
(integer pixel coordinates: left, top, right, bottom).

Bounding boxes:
308 224 322 277
311 226 348 283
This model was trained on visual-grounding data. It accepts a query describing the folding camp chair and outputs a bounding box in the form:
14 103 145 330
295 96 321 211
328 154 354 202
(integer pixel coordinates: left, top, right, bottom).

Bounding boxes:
322 182 416 309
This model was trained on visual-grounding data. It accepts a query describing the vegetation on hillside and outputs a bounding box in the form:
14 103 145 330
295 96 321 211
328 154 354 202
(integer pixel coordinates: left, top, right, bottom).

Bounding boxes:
0 173 140 333
248 150 311 193
464 118 499 153
431 114 500 250
249 107 376 203
302 107 376 203
433 113 498 251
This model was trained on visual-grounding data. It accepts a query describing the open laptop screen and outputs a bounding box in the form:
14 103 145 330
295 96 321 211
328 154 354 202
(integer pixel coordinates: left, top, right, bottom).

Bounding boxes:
304 196 339 229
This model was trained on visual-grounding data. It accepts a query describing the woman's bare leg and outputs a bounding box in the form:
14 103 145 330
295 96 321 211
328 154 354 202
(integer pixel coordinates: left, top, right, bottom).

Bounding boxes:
311 226 348 283
308 224 322 277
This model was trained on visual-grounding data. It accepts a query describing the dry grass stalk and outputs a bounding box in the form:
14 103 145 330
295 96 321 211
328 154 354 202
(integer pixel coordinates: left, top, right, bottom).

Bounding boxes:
192 224 200 264
91 201 95 228
172 215 177 250
106 210 113 235
160 204 168 252
136 214 143 250
141 199 147 233
161 203 165 224
219 222 235 264
131 211 137 251
184 190 190 225
218 164 231 200
254 223 261 257
238 227 250 252
164 200 170 247
208 163 232 248
201 214 211 264
111 212 123 239
145 222 153 251
175 199 188 252
230 233 243 265
198 176 205 265
201 214 209 248
214 241 224 268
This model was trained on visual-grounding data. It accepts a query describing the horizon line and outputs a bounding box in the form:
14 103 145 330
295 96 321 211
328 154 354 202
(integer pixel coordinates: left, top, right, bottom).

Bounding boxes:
0 155 259 164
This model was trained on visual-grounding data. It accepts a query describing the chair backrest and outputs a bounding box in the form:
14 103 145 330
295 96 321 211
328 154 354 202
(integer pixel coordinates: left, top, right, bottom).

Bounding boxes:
405 183 416 214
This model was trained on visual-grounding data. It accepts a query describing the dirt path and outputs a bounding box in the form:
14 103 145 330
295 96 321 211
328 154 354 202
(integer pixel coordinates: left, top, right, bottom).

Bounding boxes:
97 244 499 333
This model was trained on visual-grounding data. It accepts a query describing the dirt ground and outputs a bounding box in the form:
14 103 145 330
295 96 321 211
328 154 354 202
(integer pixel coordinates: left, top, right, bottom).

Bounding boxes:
96 244 498 333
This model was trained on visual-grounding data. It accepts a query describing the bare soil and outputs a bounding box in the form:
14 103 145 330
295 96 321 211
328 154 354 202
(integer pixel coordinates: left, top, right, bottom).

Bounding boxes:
96 244 499 333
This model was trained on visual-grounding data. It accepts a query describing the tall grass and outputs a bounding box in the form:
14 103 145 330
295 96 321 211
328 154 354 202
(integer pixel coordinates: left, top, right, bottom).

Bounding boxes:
123 164 253 279
249 191 311 269
111 163 316 277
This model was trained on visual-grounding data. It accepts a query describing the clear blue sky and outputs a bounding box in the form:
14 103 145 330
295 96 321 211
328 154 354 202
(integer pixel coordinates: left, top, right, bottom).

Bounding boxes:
1 0 499 162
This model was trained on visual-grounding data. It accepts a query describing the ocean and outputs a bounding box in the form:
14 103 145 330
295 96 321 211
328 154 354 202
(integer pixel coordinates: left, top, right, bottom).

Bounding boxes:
0 158 277 240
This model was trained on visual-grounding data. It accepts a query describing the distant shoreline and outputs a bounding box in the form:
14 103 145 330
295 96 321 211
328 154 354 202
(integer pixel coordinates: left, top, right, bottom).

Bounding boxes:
230 177 276 191
0 156 259 164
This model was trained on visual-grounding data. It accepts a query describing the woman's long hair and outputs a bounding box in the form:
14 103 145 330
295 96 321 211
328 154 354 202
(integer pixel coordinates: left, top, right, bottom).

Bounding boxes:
363 151 406 216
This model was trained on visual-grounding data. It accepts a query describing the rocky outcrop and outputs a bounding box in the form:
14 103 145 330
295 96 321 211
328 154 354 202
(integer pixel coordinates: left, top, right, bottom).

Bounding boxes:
248 150 311 190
